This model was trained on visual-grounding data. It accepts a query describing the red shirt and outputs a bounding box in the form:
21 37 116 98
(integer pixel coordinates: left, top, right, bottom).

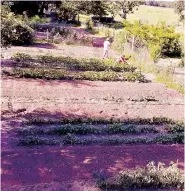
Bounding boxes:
119 56 127 63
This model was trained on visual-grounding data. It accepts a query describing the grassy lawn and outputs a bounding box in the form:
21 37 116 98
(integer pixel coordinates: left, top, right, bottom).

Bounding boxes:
114 5 179 25
80 5 183 34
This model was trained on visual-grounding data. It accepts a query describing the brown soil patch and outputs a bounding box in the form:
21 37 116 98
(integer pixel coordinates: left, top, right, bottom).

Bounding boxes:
1 145 184 188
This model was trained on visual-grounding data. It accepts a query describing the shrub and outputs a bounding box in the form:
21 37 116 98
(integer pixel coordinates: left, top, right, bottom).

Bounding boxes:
86 18 94 30
113 21 182 61
98 161 184 189
1 8 34 47
30 15 49 24
11 21 34 46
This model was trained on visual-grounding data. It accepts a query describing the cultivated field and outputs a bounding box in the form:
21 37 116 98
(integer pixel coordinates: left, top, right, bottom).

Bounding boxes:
1 4 184 191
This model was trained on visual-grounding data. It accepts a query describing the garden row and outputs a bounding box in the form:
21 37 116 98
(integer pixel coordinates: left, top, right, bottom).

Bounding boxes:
2 53 146 82
3 68 145 82
12 53 137 72
18 117 184 146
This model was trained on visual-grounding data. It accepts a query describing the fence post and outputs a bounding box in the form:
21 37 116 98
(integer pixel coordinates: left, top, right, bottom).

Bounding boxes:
124 33 127 54
46 29 49 43
131 35 135 52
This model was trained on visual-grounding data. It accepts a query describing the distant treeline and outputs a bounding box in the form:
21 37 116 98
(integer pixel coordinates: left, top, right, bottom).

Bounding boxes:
144 1 174 8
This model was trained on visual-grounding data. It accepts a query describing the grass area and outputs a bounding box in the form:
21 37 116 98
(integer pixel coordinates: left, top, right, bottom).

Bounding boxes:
116 5 180 26
155 72 184 94
80 5 183 35
129 54 184 94
80 4 180 26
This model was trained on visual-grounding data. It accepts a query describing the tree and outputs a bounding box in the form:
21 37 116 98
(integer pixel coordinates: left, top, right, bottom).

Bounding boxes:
105 1 120 18
174 1 184 21
4 1 61 17
1 4 13 48
56 1 108 22
82 1 108 16
115 1 143 20
1 4 34 48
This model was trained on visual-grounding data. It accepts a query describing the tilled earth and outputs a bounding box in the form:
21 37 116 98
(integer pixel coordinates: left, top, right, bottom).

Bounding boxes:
2 77 184 120
1 76 184 190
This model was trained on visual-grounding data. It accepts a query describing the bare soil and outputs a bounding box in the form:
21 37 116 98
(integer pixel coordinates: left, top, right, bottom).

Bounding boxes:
2 77 184 121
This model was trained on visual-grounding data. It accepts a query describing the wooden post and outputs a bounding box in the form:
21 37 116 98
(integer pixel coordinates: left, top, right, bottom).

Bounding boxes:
46 29 49 43
131 35 135 52
124 33 127 54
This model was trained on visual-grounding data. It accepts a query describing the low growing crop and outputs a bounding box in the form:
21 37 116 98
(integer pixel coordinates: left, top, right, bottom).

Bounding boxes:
12 53 137 73
3 67 146 82
19 133 184 146
24 117 182 126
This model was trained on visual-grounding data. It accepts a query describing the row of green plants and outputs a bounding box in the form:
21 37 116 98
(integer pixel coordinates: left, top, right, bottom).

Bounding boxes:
12 53 137 72
112 21 183 61
3 68 146 82
95 161 183 190
19 132 184 146
24 117 183 126
18 124 158 136
19 123 184 136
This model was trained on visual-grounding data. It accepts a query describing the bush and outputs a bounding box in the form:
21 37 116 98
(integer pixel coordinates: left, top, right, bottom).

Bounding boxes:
1 8 34 47
113 21 182 61
11 22 34 45
30 15 49 24
99 161 183 189
86 18 94 30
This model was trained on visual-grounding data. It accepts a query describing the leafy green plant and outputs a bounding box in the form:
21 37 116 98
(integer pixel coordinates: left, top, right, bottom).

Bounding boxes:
12 52 32 62
1 6 34 48
3 67 146 82
24 117 182 126
113 20 182 61
86 18 93 30
166 123 184 133
18 124 159 136
12 53 137 72
19 133 184 146
98 161 183 189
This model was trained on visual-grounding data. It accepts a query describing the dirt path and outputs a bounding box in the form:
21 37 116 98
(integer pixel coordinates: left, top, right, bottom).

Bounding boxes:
1 43 118 60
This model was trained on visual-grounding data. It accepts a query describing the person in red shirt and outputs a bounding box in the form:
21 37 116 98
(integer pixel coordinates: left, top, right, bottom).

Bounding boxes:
118 55 131 64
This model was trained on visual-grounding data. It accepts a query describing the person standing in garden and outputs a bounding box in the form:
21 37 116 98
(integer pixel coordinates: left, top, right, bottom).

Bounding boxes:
103 38 111 59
